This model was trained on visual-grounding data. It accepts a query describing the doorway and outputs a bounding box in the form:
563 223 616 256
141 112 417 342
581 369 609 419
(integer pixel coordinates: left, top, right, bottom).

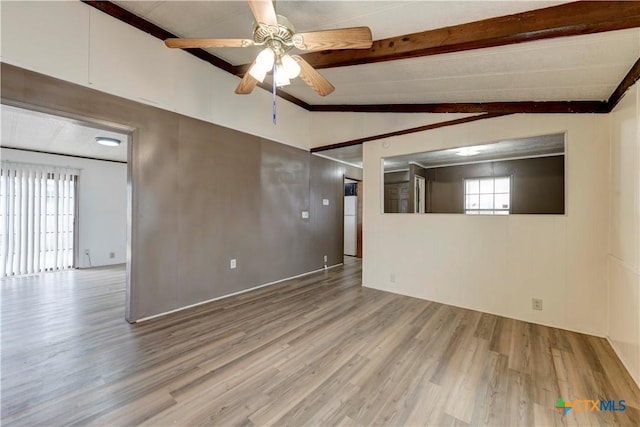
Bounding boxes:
343 177 362 259
1 102 132 316
414 175 426 213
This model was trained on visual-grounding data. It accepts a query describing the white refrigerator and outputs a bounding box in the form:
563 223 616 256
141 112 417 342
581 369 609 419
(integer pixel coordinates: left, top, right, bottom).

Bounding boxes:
344 195 357 256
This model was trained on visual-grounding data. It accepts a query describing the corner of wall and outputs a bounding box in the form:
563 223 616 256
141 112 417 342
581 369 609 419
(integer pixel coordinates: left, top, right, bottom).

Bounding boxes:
606 82 640 387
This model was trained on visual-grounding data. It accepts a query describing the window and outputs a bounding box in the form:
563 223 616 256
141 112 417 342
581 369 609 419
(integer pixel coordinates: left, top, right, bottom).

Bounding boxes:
464 176 510 215
382 133 565 215
1 162 79 277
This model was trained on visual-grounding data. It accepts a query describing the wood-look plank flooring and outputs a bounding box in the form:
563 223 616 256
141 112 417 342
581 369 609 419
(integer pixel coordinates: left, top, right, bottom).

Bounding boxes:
2 258 639 426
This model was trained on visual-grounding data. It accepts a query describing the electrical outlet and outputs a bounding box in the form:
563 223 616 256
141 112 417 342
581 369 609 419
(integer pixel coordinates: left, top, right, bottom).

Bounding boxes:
532 298 543 311
230 259 236 269
109 252 115 259
84 249 90 255
301 211 309 219
323 255 328 263
390 273 396 283
322 199 329 206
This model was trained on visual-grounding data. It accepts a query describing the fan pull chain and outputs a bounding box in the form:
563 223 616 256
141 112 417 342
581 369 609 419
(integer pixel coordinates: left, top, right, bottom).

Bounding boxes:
272 63 277 125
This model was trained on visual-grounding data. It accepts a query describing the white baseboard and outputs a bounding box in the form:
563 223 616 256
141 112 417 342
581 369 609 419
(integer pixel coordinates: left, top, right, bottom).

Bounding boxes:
606 336 640 390
362 282 606 338
135 263 344 323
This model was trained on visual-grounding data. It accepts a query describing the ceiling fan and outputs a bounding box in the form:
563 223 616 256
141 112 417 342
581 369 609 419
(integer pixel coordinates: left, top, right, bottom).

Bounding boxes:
164 0 373 97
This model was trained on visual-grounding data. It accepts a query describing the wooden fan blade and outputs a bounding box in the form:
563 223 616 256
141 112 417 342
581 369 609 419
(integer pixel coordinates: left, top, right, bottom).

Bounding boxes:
235 60 259 94
248 0 278 27
293 27 372 51
165 38 254 49
291 55 335 97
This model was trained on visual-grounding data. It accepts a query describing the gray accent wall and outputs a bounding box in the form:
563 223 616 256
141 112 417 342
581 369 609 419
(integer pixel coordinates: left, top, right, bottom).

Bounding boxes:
1 64 361 322
427 156 565 214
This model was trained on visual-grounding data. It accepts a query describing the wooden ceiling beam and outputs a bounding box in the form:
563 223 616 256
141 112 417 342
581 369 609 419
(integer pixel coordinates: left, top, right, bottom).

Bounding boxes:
311 113 510 152
236 1 640 72
606 57 640 111
309 101 608 114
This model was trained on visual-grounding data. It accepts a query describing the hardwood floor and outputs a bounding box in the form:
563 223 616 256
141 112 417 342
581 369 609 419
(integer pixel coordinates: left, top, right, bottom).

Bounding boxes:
2 259 639 426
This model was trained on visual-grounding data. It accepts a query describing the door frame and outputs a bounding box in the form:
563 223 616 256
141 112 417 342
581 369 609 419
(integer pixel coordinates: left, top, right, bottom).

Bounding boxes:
1 99 135 320
414 175 426 213
343 176 363 258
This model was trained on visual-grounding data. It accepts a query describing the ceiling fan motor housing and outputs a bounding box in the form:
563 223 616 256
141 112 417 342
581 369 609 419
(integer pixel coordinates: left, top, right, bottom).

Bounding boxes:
253 14 296 54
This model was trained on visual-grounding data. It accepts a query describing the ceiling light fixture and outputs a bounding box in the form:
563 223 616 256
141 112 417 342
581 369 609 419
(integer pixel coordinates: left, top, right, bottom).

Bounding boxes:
248 50 300 87
164 0 372 99
281 54 301 79
163 1 373 125
456 147 481 156
95 137 121 147
248 47 275 82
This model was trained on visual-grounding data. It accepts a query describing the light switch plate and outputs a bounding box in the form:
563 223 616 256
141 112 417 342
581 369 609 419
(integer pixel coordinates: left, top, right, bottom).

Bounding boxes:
301 211 309 219
322 199 329 206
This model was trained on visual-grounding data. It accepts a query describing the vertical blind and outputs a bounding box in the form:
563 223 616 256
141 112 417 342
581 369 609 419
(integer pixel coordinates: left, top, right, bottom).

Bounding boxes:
0 161 80 277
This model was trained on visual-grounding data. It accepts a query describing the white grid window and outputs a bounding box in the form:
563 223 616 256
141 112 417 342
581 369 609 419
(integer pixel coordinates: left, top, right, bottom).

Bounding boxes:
464 176 510 215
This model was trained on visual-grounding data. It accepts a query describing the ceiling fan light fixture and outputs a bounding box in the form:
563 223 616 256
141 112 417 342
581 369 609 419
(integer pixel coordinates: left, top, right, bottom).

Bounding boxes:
274 63 290 87
255 47 275 70
249 47 275 82
164 0 372 98
248 63 268 83
281 54 301 79
95 137 121 147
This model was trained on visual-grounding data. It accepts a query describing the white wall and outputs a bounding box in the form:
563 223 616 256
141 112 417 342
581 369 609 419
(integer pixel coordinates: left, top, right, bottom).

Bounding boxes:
0 1 311 151
608 83 640 387
362 114 610 336
310 111 477 148
1 148 127 268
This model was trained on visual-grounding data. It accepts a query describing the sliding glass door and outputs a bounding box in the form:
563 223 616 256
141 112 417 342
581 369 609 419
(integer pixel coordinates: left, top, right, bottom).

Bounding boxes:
0 162 79 277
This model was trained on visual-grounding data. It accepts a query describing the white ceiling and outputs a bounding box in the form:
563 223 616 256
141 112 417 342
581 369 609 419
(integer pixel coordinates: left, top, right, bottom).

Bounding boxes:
113 1 640 105
313 144 363 167
306 29 639 104
5 2 633 168
114 1 569 63
1 105 129 162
